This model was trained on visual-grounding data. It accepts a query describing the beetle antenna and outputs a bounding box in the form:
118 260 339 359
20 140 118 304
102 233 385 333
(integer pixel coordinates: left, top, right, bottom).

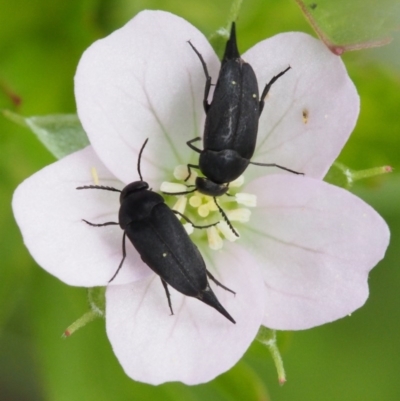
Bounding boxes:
137 138 149 181
213 197 239 237
76 185 121 193
249 161 304 175
172 210 218 229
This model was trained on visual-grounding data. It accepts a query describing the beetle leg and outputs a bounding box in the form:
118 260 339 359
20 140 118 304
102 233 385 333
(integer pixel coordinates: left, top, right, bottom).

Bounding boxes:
108 231 127 283
213 197 239 237
185 163 200 182
259 66 291 115
162 186 197 196
172 210 218 229
160 279 174 315
186 137 202 153
188 41 211 112
206 270 236 295
249 161 304 175
186 138 202 180
82 219 119 227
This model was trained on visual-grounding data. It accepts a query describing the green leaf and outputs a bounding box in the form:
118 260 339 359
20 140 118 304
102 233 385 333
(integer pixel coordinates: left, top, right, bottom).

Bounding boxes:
2 110 89 159
294 0 400 53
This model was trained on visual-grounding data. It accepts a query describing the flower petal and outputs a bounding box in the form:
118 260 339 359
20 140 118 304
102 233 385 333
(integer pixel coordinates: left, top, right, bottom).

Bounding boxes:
105 244 265 385
243 33 359 180
12 147 152 287
242 175 389 330
75 10 219 186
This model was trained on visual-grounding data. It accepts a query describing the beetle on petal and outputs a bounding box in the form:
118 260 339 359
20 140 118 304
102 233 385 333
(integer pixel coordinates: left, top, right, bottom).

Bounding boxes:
78 139 236 323
162 23 303 233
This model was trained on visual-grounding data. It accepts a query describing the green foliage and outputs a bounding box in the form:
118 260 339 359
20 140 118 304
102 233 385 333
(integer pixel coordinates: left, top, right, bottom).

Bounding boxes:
295 0 400 52
3 111 89 159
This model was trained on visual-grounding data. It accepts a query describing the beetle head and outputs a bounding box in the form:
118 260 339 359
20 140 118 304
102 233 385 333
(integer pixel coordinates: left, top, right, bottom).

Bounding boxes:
195 177 228 197
120 181 149 203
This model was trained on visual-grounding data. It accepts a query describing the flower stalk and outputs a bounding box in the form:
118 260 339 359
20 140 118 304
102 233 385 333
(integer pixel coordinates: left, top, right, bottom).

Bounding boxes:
63 287 105 338
257 327 286 385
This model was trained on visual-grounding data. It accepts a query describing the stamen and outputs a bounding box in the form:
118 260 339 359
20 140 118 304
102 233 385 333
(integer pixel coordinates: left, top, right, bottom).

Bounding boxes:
198 204 210 218
217 221 239 242
230 175 244 187
172 196 187 215
91 167 99 185
183 223 194 235
174 165 197 185
226 208 251 223
160 182 188 193
207 226 223 250
206 199 218 212
173 165 189 180
163 163 257 250
236 192 257 207
189 195 202 207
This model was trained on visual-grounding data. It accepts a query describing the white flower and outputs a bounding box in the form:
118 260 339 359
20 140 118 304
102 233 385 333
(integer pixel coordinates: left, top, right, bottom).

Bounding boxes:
13 10 389 385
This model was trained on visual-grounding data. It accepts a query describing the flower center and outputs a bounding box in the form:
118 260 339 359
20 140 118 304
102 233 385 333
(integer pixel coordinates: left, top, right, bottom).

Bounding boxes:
160 165 256 250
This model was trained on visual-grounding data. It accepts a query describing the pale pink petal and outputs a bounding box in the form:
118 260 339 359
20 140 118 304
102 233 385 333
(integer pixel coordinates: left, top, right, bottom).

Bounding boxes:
12 147 152 287
243 33 359 180
75 10 219 187
241 175 389 330
106 244 265 385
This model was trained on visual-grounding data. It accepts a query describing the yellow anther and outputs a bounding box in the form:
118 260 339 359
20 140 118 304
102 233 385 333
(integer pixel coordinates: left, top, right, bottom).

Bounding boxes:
91 167 99 185
189 195 202 208
166 163 257 250
206 199 218 212
198 204 210 218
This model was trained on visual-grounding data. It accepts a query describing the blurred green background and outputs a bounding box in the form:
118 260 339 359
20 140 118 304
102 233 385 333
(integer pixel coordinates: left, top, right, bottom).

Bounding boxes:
1 0 399 400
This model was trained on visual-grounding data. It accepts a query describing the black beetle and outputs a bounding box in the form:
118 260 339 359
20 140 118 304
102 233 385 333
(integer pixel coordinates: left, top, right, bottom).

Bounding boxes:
177 22 302 198
77 139 235 324
162 23 303 236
